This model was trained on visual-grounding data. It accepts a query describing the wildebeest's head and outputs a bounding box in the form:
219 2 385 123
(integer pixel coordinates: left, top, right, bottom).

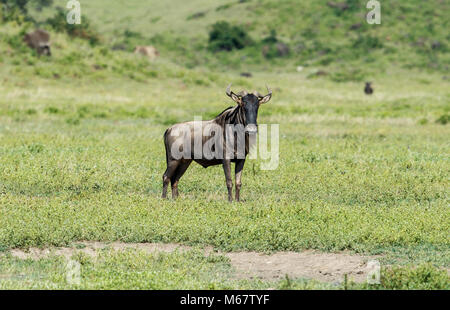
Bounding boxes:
38 44 51 56
226 84 272 133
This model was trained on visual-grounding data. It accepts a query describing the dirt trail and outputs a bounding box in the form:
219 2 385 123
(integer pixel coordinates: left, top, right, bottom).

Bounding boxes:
7 241 376 283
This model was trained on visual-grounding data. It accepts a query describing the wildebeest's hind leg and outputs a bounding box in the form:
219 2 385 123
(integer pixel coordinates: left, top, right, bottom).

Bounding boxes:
171 160 192 199
235 159 245 202
162 160 180 199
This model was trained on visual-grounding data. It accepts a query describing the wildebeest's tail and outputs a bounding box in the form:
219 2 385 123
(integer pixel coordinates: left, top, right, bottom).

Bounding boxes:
163 128 170 165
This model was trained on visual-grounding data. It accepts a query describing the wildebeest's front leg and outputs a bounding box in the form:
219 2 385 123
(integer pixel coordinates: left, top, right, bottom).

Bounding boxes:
222 159 233 202
235 159 245 202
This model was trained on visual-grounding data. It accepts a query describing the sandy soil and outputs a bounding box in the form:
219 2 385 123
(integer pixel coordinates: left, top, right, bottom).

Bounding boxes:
7 241 377 283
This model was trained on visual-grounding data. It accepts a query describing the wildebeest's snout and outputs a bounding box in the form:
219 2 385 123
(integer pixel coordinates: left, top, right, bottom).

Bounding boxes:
42 45 51 56
245 124 258 133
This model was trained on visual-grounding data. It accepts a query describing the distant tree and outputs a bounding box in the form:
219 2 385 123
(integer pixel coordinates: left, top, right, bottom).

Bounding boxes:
1 0 53 13
1 0 53 21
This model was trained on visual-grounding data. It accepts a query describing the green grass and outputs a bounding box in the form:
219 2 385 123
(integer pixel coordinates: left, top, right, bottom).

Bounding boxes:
0 68 448 267
0 249 267 290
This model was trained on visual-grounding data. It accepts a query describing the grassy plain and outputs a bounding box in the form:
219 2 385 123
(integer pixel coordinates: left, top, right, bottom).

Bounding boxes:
1 69 448 259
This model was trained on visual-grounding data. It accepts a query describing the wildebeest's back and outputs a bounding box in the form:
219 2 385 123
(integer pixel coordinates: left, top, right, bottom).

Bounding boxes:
164 120 225 167
24 29 50 49
24 29 51 56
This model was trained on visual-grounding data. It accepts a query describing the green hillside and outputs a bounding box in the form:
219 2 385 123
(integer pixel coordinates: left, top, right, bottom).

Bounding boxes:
25 0 450 73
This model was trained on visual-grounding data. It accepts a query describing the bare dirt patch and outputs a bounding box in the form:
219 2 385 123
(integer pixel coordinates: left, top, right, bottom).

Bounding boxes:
227 250 372 283
7 242 376 283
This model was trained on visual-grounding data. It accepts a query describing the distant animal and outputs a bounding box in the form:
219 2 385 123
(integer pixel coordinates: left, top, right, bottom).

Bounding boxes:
162 84 273 202
350 23 362 30
240 72 253 78
327 1 349 11
315 70 328 77
23 29 51 56
364 82 374 95
262 42 290 58
134 46 159 60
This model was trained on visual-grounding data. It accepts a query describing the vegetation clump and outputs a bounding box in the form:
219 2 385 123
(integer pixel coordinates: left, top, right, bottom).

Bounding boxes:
261 30 290 59
351 264 450 290
435 114 449 125
208 21 253 52
0 0 53 22
46 7 101 45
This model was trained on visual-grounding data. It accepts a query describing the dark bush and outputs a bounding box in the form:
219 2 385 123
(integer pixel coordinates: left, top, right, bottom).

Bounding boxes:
1 0 52 22
436 114 449 125
262 29 278 44
46 7 101 45
0 2 22 22
208 21 253 52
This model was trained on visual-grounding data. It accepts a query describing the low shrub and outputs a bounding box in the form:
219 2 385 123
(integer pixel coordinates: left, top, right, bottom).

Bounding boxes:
208 21 253 52
435 114 449 125
261 29 290 59
46 7 101 45
379 264 449 290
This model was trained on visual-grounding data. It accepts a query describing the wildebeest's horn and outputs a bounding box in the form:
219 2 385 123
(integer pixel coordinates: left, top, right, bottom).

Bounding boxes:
253 91 262 98
226 84 232 97
266 85 272 96
238 90 248 97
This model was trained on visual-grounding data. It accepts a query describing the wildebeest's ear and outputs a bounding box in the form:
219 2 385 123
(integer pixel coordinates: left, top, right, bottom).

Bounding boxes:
258 86 272 104
259 94 271 104
226 83 243 105
230 93 243 105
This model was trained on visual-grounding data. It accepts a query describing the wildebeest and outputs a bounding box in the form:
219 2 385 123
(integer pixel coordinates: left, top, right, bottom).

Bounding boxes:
134 46 159 60
327 1 349 11
240 72 253 78
24 29 51 56
364 82 374 95
162 84 273 202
